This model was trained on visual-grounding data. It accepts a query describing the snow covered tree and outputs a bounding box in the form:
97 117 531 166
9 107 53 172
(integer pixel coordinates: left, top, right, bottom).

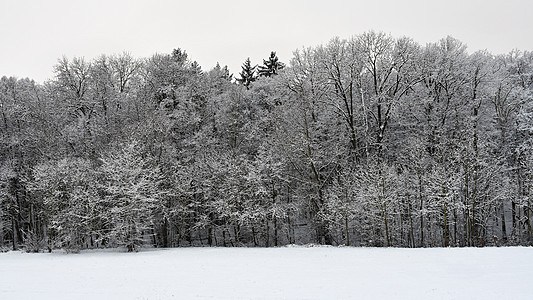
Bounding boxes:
99 141 164 252
5 32 533 249
208 63 233 95
258 51 285 77
280 47 346 245
29 158 100 252
142 48 193 107
0 161 15 250
109 52 142 94
236 58 257 89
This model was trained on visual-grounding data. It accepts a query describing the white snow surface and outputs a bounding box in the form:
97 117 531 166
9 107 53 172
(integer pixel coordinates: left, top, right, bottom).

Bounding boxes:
0 246 532 300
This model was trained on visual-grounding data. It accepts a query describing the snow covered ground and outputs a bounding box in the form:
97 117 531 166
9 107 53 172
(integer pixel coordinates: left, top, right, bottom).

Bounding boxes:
0 246 532 300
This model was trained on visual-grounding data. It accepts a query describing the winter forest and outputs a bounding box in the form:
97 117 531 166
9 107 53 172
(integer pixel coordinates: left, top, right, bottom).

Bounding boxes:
1 32 532 252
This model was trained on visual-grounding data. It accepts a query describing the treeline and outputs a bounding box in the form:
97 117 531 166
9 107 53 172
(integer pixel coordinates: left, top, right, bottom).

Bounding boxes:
1 32 532 252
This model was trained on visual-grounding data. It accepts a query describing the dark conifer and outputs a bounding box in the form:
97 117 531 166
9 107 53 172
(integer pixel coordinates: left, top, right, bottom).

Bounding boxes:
258 51 285 77
236 57 258 89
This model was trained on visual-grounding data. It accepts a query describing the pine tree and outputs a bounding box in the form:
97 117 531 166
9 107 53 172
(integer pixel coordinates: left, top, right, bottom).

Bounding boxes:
258 51 285 77
191 61 202 75
236 58 257 89
212 63 233 81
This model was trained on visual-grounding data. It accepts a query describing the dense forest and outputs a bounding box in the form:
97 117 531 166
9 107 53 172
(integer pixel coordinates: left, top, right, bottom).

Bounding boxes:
1 32 532 252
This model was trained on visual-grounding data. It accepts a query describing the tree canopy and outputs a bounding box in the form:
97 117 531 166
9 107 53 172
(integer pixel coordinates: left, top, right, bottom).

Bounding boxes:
1 32 533 252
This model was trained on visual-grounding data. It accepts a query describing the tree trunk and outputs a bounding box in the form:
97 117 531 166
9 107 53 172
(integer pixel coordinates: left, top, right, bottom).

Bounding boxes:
162 217 169 247
252 226 257 247
11 218 16 251
408 196 415 248
207 226 213 247
383 203 390 247
442 185 449 247
527 182 532 245
222 226 227 247
501 202 508 244
419 174 424 247
345 216 350 246
274 217 278 247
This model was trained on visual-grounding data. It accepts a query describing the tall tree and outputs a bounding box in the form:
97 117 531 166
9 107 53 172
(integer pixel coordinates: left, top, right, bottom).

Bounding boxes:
258 51 285 77
236 58 257 89
99 140 164 252
29 157 100 252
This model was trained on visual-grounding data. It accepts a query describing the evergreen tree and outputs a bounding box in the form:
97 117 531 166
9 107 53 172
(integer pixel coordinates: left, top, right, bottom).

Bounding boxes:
258 51 285 77
236 58 257 89
191 61 203 75
211 63 233 81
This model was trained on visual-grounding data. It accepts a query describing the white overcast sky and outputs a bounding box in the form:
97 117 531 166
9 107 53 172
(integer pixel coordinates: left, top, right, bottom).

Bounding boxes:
1 0 532 83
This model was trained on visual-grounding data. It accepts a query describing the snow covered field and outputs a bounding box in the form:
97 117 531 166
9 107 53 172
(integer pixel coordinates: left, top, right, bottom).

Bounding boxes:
0 246 532 300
